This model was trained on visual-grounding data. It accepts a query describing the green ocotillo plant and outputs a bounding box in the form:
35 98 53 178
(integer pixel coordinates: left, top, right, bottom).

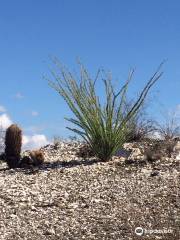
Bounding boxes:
5 124 22 168
48 58 163 161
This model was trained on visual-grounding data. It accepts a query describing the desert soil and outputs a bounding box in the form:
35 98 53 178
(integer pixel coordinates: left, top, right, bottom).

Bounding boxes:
0 141 179 240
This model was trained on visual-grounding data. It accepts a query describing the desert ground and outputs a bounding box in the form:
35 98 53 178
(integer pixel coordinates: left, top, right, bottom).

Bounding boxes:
0 140 179 240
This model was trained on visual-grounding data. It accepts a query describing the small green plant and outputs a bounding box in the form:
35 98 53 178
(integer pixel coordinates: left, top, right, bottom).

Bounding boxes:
48 58 163 161
5 124 22 168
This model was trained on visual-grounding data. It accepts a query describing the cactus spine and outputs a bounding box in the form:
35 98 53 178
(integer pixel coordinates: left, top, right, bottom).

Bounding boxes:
5 124 22 168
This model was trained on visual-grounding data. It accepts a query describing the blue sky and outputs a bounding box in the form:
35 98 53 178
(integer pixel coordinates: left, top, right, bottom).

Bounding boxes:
0 0 179 147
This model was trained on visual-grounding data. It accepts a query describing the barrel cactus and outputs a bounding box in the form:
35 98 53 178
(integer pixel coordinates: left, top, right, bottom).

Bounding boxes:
5 124 22 168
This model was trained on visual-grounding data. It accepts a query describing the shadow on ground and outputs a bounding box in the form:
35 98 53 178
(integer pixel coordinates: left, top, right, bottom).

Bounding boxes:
0 158 103 174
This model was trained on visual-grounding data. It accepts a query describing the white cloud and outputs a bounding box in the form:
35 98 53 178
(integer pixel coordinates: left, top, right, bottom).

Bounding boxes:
0 114 13 129
22 134 49 150
176 104 180 116
0 105 6 113
15 92 24 99
31 111 39 117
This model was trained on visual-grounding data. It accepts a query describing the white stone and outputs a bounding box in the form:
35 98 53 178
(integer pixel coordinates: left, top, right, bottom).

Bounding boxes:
128 148 142 159
176 152 180 160
174 141 180 152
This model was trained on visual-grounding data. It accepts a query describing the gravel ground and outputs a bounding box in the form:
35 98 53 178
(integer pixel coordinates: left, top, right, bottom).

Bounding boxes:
0 141 179 240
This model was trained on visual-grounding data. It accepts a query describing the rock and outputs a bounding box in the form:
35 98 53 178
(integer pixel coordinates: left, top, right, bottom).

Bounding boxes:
128 148 142 160
150 170 159 177
141 168 152 176
115 149 131 158
44 228 55 235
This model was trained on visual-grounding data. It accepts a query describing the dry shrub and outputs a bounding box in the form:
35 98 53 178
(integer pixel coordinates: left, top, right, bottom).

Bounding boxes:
144 139 176 162
76 144 94 158
20 150 45 168
29 150 45 166
155 109 180 140
126 102 156 142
